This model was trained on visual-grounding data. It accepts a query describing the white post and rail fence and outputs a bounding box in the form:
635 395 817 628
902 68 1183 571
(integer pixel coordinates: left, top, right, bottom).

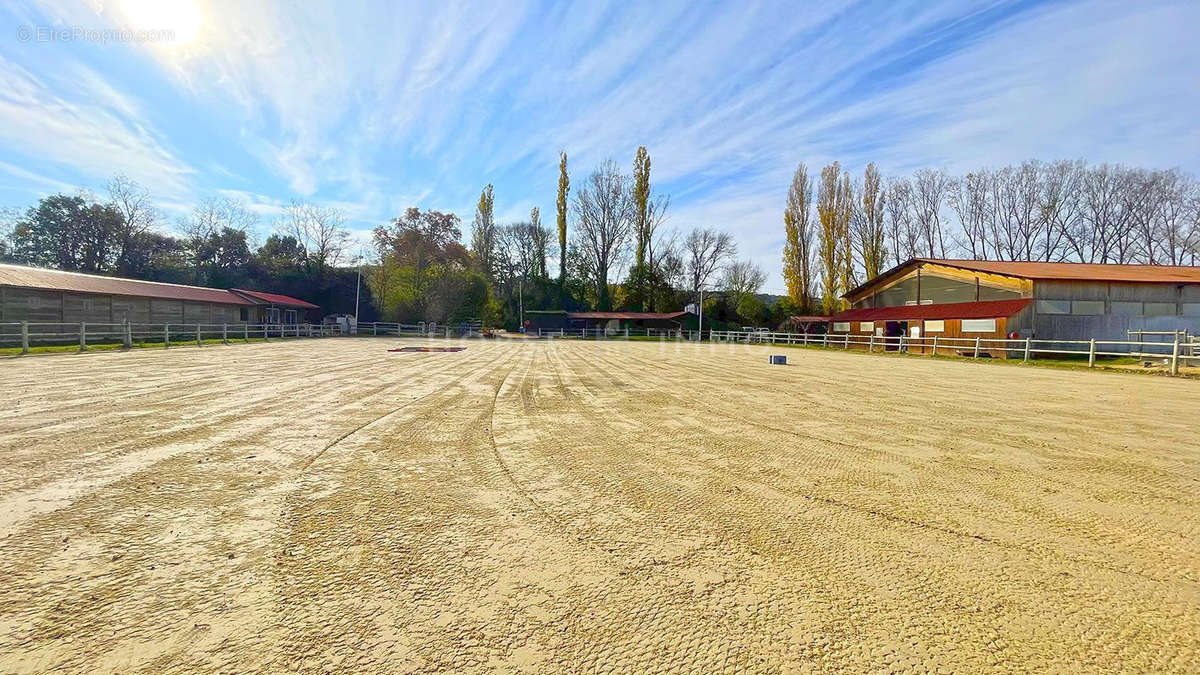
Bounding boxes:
3 320 1197 376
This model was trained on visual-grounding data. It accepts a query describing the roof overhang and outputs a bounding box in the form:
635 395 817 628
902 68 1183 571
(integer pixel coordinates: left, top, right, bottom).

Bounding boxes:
830 299 1032 322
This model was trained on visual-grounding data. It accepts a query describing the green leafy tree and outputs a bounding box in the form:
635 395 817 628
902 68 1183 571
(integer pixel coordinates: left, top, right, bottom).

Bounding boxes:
556 152 569 285
470 184 496 278
632 146 651 267
11 193 126 272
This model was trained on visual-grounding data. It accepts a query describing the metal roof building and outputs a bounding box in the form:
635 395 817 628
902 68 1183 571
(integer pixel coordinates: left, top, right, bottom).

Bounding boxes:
830 259 1200 352
0 263 319 326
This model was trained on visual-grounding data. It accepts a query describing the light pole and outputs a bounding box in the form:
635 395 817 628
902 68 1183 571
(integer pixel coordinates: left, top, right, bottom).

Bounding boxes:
698 287 704 337
352 249 364 329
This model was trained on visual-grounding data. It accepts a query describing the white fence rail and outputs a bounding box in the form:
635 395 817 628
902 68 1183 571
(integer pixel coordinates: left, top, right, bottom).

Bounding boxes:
527 325 1197 376
0 321 339 353
6 320 1196 375
706 330 1197 375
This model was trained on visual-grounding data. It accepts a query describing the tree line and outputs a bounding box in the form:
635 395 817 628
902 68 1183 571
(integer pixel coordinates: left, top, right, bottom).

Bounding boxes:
782 159 1200 314
368 147 779 329
0 175 372 319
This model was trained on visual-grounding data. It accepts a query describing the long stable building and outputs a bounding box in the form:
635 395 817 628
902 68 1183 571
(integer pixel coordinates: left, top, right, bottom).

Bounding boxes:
524 310 698 333
829 259 1200 353
0 263 319 326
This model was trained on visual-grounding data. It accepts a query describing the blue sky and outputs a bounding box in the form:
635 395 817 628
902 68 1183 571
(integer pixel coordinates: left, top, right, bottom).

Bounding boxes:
1 0 1198 292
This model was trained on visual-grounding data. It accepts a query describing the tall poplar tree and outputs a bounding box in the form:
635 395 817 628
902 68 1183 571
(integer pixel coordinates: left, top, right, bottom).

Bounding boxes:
781 162 814 312
470 184 495 278
632 146 651 267
557 152 569 285
857 162 888 279
817 162 842 315
837 170 856 298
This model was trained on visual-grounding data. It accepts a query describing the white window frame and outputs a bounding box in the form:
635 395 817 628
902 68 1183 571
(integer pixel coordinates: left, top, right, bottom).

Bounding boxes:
832 322 850 332
859 321 874 333
924 320 945 333
961 318 997 333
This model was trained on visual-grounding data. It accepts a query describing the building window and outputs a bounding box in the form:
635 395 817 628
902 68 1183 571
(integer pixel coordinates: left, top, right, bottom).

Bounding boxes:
1144 302 1177 317
832 322 850 332
239 307 248 321
1071 300 1105 315
1036 300 1070 315
1111 301 1142 316
961 318 997 333
859 321 874 333
924 320 945 333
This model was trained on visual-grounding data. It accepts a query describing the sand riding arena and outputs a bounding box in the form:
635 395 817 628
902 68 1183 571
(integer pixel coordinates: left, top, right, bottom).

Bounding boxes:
0 337 1197 671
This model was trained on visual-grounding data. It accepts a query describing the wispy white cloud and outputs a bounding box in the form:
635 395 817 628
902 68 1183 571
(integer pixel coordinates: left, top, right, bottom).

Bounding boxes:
1 0 1197 294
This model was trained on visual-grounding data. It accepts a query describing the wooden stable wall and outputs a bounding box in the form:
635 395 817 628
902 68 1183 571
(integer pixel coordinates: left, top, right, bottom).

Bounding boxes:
0 286 245 326
830 317 1013 358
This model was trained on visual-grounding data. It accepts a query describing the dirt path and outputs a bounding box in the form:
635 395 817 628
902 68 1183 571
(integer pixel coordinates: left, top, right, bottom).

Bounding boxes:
0 337 1196 672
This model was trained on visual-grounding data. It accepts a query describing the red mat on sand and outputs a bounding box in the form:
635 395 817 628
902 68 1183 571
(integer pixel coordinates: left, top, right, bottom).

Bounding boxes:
387 346 467 353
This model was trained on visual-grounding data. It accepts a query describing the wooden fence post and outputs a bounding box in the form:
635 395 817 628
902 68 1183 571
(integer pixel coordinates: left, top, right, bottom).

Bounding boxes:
932 336 938 356
20 320 29 355
244 324 249 342
164 323 170 348
79 322 86 352
973 336 981 358
868 334 874 353
1170 336 1180 376
124 319 132 349
223 323 229 345
196 324 203 347
264 324 269 342
1023 338 1031 363
1088 339 1096 368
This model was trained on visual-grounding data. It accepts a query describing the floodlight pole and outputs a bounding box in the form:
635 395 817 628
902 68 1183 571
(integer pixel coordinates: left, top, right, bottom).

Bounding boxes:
354 263 361 322
519 277 524 330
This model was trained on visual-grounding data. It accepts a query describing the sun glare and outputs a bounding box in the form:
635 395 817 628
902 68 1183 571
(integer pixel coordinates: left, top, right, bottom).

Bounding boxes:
117 0 203 46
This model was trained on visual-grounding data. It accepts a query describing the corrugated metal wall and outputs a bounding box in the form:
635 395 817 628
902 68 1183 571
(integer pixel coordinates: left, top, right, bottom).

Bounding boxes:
0 287 250 326
1030 281 1200 342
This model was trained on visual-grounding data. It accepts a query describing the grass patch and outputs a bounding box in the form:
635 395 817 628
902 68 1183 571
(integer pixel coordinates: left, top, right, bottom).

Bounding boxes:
0 336 312 357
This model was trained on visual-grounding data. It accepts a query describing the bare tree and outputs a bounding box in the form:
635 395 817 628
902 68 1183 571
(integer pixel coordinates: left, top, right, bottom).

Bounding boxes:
282 200 349 275
885 177 920 265
502 221 545 280
1078 164 1136 263
185 197 259 240
106 174 160 273
912 167 951 258
721 259 767 311
685 227 736 296
987 162 1043 261
529 207 551 278
949 170 991 260
573 160 633 310
1037 160 1084 262
855 162 888 279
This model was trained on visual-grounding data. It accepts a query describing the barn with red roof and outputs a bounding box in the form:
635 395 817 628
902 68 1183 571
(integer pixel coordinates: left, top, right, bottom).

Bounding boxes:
0 263 320 326
829 258 1200 355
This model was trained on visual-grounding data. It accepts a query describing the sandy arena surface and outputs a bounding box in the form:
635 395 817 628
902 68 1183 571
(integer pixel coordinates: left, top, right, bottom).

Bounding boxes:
0 337 1197 672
